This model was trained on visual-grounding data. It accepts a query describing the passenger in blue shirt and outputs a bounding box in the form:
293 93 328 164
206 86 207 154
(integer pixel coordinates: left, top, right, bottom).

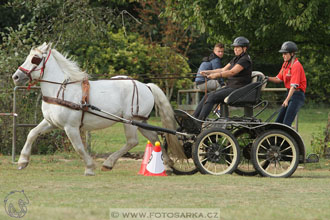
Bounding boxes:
195 43 225 91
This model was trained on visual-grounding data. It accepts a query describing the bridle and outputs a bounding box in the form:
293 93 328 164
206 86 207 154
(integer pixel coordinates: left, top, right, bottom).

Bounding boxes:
18 49 52 88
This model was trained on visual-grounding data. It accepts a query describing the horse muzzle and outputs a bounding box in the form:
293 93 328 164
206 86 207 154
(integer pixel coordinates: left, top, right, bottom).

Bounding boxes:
12 70 30 86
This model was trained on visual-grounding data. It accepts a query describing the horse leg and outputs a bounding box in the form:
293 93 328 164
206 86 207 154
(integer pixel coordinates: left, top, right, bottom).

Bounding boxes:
64 126 95 176
18 119 55 170
138 127 174 175
102 124 139 171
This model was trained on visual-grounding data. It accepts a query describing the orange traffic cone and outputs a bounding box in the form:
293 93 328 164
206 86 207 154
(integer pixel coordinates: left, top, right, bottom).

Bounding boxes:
144 141 167 176
138 141 154 175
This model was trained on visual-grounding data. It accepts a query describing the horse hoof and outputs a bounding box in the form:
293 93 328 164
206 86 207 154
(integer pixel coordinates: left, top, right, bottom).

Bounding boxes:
84 172 95 176
101 165 112 171
18 162 29 170
84 169 95 176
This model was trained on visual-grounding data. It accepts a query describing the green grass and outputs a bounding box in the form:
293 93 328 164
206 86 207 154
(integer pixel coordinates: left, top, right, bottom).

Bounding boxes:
1 107 328 220
90 117 163 154
0 155 329 220
90 107 329 155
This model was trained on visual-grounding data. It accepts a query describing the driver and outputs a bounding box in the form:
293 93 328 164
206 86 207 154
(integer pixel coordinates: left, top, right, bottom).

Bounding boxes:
193 36 252 120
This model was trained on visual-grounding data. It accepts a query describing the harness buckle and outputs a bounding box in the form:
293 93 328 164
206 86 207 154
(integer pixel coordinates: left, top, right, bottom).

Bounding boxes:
80 100 87 106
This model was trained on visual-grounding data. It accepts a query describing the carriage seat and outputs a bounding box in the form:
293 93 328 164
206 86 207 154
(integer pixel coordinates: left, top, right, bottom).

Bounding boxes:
221 71 267 117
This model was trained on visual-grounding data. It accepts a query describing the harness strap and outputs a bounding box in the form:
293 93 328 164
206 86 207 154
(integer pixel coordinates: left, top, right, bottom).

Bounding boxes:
42 96 122 123
42 94 149 124
130 80 149 120
56 79 68 99
131 80 139 116
80 78 90 128
43 77 149 125
43 78 90 129
42 96 82 110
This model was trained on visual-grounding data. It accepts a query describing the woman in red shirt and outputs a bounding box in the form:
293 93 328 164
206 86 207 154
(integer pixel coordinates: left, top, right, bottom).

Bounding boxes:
268 41 307 126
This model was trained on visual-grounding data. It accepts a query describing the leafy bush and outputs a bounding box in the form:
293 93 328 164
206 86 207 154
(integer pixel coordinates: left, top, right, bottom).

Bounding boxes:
71 30 192 98
310 126 329 157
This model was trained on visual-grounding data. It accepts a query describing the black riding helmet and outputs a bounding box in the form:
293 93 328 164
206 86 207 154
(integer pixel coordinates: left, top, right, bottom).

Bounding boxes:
231 36 250 47
279 41 298 53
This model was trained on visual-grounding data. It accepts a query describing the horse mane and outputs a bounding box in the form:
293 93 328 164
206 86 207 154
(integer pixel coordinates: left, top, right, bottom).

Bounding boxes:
50 48 89 81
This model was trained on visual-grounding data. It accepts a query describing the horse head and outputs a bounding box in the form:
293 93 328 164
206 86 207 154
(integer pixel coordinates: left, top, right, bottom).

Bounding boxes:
12 42 52 86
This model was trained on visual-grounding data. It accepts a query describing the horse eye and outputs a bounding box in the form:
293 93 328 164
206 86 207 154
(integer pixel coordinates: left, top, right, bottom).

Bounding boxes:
31 56 42 65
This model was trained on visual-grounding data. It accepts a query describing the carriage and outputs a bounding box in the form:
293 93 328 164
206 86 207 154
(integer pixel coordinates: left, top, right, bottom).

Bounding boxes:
167 71 307 178
12 43 316 178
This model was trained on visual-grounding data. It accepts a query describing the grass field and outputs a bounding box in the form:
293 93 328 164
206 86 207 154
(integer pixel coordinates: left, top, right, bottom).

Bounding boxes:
0 155 330 220
0 107 329 220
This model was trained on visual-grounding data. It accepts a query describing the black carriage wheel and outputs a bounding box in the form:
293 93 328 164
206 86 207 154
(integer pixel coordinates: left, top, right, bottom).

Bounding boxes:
233 128 269 176
164 140 199 175
192 127 240 175
233 128 259 176
251 129 299 178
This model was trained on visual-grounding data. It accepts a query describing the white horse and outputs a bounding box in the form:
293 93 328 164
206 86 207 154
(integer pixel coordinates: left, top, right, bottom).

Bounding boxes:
12 42 184 175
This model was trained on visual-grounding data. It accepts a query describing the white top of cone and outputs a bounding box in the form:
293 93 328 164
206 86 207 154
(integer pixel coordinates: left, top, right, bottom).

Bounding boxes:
146 150 165 174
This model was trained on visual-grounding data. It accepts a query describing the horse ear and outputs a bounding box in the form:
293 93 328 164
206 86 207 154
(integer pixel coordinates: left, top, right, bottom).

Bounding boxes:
37 42 46 52
46 43 52 51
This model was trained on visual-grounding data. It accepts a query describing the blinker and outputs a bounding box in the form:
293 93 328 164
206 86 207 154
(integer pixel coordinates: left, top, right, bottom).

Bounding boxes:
31 56 42 65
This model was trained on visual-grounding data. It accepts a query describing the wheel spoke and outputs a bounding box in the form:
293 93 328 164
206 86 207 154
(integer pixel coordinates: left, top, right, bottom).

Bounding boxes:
221 144 232 151
200 157 208 163
225 159 231 165
280 146 291 153
207 136 213 143
202 143 208 148
266 155 274 161
260 144 268 151
277 160 284 170
221 137 227 145
206 162 211 170
275 136 277 145
259 159 268 166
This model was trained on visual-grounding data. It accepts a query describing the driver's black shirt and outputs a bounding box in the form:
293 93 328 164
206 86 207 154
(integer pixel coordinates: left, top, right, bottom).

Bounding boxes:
226 53 252 89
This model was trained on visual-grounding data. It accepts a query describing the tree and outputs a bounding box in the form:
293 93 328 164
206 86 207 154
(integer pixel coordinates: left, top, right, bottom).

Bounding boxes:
166 0 329 51
165 0 330 103
132 0 196 98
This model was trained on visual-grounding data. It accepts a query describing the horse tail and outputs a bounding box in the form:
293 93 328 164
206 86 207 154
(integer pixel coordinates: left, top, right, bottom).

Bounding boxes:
147 83 186 159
